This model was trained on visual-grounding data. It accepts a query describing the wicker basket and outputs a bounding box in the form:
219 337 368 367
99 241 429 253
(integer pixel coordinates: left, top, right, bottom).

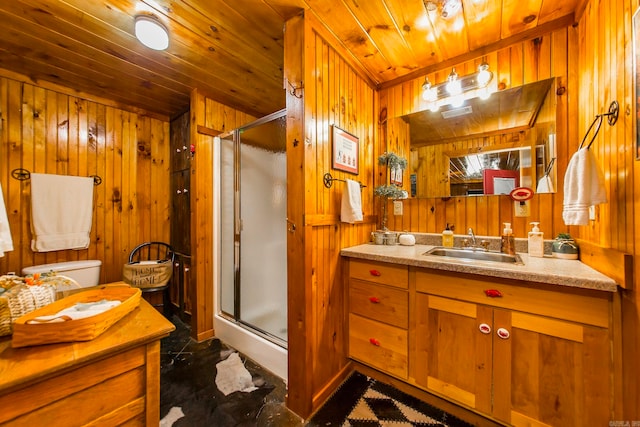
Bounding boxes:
122 260 173 289
0 283 57 337
11 284 141 348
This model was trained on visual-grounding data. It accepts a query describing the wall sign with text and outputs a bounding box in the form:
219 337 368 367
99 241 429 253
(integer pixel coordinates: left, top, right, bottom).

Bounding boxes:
332 126 359 174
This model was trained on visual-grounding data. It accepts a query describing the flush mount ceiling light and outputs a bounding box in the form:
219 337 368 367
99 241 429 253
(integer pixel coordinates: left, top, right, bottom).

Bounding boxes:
134 15 169 51
422 0 462 18
420 63 494 112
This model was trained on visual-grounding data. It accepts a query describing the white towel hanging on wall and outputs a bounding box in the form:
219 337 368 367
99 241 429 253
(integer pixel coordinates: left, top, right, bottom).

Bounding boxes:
30 173 94 252
562 148 607 225
340 179 363 224
0 184 14 257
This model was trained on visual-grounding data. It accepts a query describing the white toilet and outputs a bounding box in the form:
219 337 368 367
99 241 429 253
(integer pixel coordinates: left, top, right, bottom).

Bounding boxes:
22 260 102 289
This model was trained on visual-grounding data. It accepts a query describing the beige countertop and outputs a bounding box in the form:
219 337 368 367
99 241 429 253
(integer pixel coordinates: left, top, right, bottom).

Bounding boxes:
341 243 618 292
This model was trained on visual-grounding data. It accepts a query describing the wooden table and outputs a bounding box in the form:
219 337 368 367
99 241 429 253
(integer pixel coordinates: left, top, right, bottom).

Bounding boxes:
0 289 175 426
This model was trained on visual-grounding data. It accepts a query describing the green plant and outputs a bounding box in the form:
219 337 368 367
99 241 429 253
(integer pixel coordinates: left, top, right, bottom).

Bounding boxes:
378 152 408 171
375 152 407 230
556 233 572 240
374 184 405 199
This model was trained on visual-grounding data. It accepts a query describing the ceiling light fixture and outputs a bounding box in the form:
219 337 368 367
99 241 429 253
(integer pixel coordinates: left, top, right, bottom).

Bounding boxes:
420 64 494 112
134 15 169 51
422 0 462 18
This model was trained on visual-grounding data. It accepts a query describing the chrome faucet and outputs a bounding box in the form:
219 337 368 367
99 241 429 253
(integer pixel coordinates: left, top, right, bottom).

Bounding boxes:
463 227 490 251
468 228 477 246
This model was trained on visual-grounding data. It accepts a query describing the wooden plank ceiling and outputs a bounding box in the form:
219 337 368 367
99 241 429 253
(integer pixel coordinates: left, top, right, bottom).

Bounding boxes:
0 0 582 119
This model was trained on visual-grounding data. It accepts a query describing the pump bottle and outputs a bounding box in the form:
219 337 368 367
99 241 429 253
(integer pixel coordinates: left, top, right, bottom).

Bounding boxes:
528 222 544 257
500 222 516 255
442 223 454 247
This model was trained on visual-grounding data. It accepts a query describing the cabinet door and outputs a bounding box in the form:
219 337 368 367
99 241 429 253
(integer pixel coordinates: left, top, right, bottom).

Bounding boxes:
170 254 192 321
414 293 493 414
170 112 191 172
494 309 612 427
170 170 191 254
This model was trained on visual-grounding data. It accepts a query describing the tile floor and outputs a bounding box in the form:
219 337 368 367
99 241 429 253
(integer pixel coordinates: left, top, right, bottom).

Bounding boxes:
159 315 490 427
160 315 303 426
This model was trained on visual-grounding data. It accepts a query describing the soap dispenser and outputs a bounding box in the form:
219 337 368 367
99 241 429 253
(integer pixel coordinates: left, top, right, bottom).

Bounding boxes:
442 223 454 247
528 222 544 258
500 222 516 255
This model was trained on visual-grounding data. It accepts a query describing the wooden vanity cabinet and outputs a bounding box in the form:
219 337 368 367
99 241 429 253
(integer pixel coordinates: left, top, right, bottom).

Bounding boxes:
413 269 614 427
348 260 409 379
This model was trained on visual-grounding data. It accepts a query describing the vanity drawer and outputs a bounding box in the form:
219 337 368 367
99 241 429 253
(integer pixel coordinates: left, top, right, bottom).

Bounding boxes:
349 313 408 379
349 279 408 328
350 260 408 289
416 269 610 327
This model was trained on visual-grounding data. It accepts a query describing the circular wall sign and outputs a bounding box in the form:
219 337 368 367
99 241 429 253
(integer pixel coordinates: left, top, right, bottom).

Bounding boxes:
509 187 534 201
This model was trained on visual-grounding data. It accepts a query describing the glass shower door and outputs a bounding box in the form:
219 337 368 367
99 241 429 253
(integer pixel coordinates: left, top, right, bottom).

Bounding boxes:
218 111 287 346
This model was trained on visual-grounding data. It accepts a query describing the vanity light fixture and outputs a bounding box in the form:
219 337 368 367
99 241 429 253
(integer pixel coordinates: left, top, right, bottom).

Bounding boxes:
134 15 169 51
446 69 462 95
421 63 494 112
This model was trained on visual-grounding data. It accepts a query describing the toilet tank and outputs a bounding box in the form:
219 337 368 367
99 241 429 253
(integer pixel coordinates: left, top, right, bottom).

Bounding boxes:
22 260 102 288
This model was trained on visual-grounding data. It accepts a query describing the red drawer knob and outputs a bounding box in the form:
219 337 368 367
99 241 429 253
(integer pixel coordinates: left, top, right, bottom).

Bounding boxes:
484 289 502 298
369 338 380 346
369 296 381 303
369 269 381 276
497 328 510 339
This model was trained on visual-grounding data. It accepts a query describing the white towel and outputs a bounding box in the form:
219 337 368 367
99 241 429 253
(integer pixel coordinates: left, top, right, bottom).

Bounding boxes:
562 148 607 225
30 173 94 252
0 184 14 257
340 179 363 224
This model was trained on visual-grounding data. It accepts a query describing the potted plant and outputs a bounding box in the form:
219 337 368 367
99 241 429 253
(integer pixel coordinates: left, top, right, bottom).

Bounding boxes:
551 233 579 259
374 152 407 231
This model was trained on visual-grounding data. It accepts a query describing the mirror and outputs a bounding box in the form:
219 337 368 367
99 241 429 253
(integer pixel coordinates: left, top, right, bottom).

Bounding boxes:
390 78 557 198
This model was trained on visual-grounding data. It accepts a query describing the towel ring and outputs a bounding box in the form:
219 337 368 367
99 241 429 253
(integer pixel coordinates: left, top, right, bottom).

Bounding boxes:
579 101 619 150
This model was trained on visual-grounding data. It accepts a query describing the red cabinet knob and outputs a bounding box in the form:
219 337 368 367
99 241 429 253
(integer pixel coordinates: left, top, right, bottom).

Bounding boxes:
484 289 502 298
369 269 381 276
369 338 380 346
369 296 381 303
478 323 492 334
497 328 510 339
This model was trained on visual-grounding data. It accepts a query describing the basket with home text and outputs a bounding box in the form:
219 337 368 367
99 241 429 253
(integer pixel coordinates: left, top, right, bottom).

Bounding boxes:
122 260 173 289
11 284 141 348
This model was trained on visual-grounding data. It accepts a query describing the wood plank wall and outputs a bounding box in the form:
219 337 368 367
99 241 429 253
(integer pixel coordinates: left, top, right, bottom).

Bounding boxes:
189 88 255 341
0 69 170 283
380 29 574 240
579 0 639 418
285 12 377 417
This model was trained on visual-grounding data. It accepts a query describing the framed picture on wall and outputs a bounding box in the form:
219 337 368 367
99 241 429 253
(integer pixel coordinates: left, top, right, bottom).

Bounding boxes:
332 126 359 174
634 6 640 159
390 168 403 186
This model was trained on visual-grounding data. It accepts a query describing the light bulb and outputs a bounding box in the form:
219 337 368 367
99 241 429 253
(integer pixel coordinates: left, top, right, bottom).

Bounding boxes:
446 69 461 95
449 94 464 108
477 63 491 87
422 79 438 102
135 16 169 51
479 86 491 100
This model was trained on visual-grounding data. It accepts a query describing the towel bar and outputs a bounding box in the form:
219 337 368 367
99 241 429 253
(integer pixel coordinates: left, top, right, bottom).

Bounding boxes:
11 169 102 186
323 172 366 189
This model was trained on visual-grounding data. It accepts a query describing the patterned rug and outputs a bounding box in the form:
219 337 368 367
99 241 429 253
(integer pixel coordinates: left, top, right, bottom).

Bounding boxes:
307 372 474 427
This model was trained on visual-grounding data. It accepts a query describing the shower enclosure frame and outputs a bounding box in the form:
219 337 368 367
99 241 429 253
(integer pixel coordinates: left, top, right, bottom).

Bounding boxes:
212 109 288 380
